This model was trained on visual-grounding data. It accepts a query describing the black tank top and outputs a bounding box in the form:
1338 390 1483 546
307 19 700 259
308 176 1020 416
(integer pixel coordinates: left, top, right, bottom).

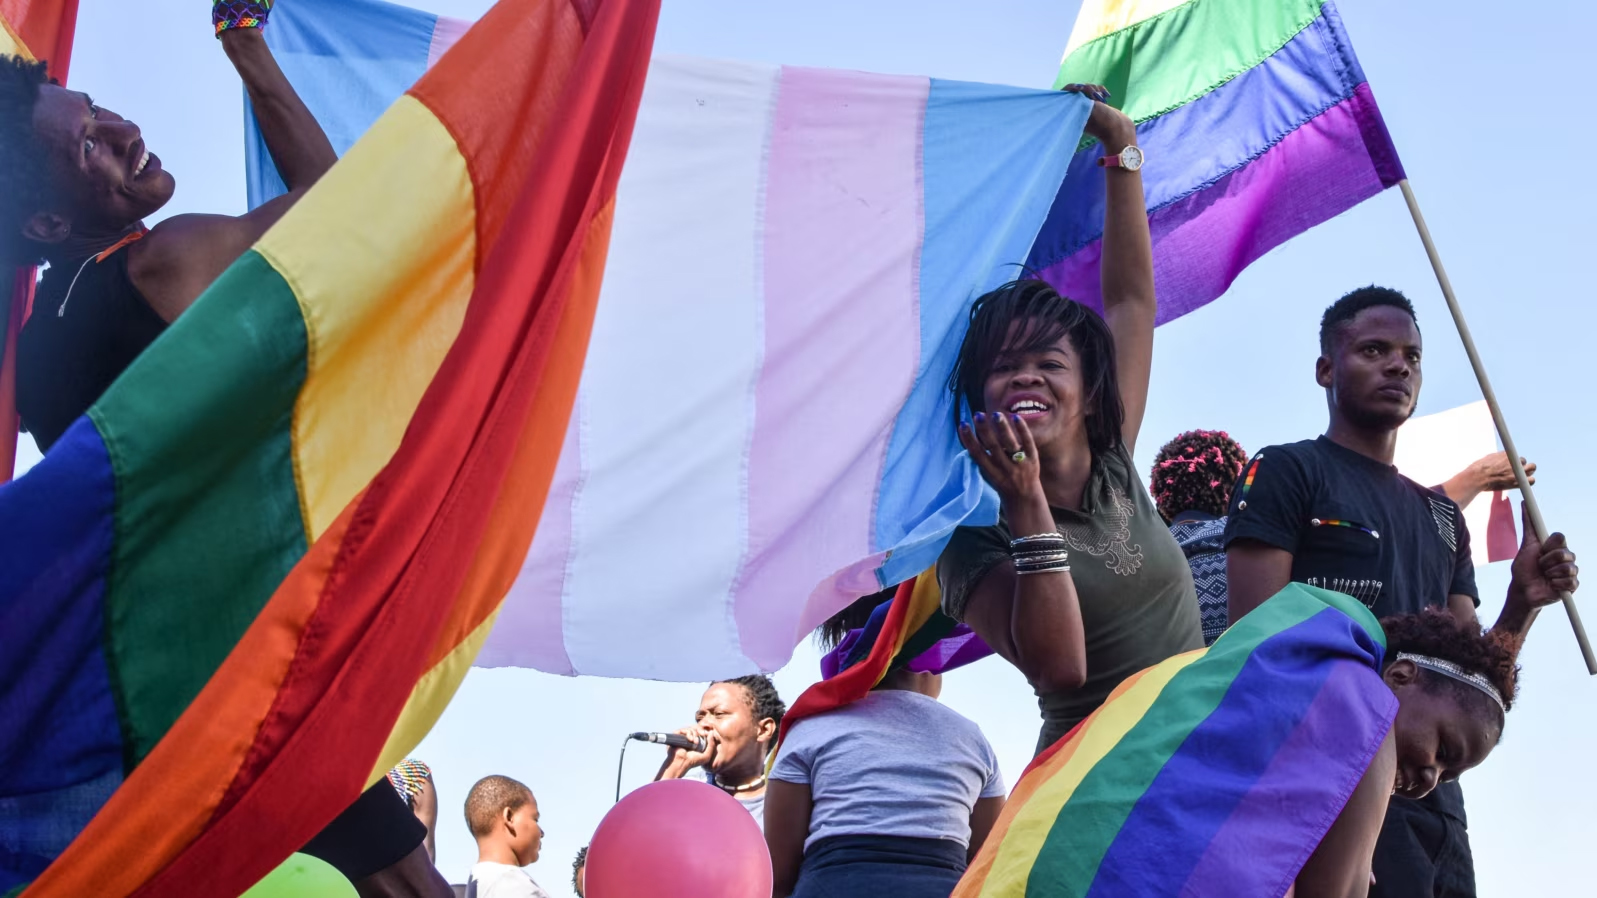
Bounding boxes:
16 246 168 452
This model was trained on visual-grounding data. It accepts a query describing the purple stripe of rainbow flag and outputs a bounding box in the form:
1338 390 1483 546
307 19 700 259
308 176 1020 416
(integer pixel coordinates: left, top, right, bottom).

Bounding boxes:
1029 0 1403 322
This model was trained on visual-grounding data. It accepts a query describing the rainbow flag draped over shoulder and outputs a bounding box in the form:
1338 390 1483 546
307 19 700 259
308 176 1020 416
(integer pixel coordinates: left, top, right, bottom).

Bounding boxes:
1029 0 1405 321
954 584 1397 898
0 0 658 893
246 0 1095 681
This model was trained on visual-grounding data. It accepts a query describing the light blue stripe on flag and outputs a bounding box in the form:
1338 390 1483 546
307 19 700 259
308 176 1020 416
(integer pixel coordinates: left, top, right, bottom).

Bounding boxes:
874 81 1090 588
246 0 441 208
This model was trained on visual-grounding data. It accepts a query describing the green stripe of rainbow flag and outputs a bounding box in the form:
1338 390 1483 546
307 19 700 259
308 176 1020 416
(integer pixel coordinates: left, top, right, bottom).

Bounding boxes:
8 0 660 894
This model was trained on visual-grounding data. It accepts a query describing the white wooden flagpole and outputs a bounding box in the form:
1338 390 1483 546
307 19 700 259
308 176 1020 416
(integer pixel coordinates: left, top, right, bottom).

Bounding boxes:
1398 179 1597 675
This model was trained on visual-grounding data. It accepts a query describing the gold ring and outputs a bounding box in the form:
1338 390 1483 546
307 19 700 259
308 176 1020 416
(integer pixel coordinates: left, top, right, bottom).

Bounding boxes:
1011 450 1027 463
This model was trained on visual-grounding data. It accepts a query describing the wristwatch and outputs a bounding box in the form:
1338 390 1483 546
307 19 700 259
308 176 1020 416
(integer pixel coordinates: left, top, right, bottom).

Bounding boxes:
1098 144 1144 172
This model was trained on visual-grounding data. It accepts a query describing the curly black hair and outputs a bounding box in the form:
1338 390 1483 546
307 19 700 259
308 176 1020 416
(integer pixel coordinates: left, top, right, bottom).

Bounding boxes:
0 54 54 267
949 279 1124 458
572 845 588 896
713 673 786 737
815 587 897 651
1149 429 1248 523
1320 285 1419 354
1381 608 1519 722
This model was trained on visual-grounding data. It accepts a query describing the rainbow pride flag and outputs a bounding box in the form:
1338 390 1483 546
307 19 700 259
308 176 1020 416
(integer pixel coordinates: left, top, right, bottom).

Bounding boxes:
246 0 1094 681
954 584 1397 898
1028 0 1405 321
0 0 658 892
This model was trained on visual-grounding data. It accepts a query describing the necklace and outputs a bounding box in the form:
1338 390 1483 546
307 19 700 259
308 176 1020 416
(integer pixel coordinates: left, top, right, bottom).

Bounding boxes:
55 229 147 318
712 773 766 794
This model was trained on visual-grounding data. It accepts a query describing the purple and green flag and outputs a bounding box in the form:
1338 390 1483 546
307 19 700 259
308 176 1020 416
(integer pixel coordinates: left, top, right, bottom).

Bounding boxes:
1031 0 1405 322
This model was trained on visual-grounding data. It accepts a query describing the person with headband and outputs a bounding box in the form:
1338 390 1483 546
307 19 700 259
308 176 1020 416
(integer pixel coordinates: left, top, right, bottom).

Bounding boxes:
936 84 1203 755
955 590 1520 898
1225 286 1578 897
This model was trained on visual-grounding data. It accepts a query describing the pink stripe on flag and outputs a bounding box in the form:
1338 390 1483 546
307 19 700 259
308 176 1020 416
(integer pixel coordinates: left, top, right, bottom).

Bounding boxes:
426 16 471 70
1041 85 1392 324
730 67 928 669
478 412 581 674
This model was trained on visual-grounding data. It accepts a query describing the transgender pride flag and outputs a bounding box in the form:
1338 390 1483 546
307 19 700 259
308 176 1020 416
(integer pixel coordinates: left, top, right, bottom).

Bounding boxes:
249 0 1089 679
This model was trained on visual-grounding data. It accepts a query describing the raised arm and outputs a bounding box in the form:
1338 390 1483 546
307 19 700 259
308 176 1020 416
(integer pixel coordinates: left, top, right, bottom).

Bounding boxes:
1488 504 1579 640
131 7 339 321
221 26 336 191
1438 452 1534 511
1066 86 1155 453
412 776 439 863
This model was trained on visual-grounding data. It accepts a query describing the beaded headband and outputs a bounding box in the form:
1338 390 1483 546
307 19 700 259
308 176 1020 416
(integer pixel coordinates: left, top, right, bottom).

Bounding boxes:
1396 652 1507 716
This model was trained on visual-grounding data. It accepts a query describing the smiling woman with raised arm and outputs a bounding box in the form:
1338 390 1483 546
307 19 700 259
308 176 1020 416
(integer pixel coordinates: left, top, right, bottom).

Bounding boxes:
935 84 1203 754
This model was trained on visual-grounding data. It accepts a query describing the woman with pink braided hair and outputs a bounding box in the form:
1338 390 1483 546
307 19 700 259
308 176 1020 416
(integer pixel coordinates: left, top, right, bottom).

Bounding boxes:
1151 430 1249 645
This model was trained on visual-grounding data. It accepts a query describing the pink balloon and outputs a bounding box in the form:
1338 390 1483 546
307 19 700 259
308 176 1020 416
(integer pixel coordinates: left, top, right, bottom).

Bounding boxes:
587 779 772 898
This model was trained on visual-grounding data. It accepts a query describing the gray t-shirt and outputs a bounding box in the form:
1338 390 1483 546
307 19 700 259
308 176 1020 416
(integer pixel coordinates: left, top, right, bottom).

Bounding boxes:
738 790 765 830
770 689 1005 851
694 769 766 830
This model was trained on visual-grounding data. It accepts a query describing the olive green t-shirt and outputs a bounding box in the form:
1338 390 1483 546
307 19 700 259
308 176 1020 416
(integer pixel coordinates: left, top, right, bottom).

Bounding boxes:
936 444 1203 754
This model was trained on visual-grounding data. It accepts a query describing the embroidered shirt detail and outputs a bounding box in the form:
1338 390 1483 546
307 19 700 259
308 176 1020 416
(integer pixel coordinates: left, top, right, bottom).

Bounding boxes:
1059 483 1144 576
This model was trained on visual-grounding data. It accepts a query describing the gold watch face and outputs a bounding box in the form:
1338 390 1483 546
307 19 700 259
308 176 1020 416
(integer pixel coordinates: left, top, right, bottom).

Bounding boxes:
1120 145 1144 171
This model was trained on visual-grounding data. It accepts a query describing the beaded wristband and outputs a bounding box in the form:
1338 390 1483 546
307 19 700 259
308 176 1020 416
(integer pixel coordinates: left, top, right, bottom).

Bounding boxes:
214 0 273 36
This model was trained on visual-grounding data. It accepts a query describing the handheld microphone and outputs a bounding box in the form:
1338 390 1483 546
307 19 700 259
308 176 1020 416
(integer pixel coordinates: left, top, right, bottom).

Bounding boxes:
630 731 707 752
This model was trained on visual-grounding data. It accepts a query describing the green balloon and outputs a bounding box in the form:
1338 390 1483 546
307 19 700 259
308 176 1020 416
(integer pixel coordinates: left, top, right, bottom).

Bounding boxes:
241 853 358 898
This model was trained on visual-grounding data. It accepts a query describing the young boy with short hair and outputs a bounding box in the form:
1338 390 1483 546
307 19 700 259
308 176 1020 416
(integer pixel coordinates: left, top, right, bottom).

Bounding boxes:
464 775 552 898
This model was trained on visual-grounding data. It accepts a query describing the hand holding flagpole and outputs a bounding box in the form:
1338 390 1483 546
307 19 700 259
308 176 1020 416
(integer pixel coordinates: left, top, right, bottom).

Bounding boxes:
1399 180 1596 674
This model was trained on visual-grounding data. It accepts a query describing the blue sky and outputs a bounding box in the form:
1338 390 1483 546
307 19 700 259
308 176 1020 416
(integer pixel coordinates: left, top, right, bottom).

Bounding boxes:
20 1 1596 894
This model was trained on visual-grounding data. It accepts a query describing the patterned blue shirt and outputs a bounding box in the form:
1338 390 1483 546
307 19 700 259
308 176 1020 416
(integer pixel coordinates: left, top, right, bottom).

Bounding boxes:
1169 515 1228 645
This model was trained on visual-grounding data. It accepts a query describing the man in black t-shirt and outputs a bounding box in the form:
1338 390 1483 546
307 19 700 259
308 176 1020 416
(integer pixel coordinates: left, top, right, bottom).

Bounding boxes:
1225 286 1579 898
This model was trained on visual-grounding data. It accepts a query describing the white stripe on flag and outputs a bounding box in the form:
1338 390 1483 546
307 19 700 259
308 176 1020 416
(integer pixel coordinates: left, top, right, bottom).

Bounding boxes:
488 57 781 678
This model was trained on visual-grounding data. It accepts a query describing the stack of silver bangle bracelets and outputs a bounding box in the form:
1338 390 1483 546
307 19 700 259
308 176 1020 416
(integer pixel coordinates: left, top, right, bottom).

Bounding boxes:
1010 532 1070 575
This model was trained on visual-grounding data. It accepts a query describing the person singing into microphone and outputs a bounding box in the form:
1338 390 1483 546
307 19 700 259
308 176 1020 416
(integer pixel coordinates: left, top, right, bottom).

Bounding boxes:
654 675 787 828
